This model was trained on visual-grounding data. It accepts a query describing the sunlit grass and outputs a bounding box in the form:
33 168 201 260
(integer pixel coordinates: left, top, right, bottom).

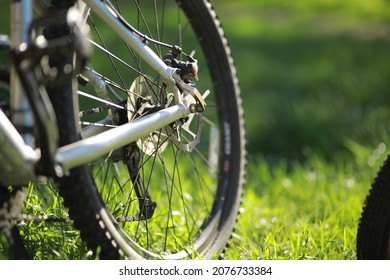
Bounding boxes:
223 140 388 260
17 183 89 260
0 140 387 259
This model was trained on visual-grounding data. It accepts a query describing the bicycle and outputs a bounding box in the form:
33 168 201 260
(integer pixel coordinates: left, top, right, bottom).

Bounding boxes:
0 0 246 259
357 153 390 259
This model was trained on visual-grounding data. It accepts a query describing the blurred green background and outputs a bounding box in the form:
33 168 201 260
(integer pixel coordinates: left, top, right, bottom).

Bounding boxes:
212 0 390 163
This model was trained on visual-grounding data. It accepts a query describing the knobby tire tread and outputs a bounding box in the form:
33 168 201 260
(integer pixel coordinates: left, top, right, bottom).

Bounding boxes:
357 154 390 259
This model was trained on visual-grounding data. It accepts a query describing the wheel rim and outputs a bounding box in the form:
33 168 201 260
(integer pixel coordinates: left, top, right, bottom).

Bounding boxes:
79 0 232 258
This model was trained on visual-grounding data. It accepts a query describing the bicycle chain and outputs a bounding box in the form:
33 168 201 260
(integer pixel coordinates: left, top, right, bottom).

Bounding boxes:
1 212 145 224
0 213 72 224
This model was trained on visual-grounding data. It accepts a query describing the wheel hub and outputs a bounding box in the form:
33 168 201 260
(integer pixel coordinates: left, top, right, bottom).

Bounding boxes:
127 75 203 154
127 76 169 155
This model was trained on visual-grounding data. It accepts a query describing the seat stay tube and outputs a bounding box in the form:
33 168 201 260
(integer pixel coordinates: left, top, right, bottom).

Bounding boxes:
83 0 177 88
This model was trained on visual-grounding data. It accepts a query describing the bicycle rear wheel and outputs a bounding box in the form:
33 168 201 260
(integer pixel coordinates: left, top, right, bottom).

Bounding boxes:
357 154 390 259
52 0 246 259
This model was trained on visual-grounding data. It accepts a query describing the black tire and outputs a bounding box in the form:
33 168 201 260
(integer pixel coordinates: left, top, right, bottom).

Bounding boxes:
52 0 246 259
357 154 390 259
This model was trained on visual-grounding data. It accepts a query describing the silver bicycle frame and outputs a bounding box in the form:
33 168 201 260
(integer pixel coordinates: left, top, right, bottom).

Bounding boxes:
0 0 37 185
0 0 197 185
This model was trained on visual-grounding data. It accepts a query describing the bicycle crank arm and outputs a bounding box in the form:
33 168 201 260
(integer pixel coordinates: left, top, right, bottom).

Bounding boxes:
55 103 190 173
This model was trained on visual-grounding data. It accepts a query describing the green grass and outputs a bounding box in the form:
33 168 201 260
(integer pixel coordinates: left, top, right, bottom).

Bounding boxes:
1 0 390 259
223 142 387 260
2 140 386 260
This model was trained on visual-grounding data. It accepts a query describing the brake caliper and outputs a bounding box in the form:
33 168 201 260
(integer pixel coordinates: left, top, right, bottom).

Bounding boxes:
164 48 206 113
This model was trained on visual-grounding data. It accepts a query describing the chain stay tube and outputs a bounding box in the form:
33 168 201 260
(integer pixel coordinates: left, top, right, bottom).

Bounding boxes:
56 103 190 172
